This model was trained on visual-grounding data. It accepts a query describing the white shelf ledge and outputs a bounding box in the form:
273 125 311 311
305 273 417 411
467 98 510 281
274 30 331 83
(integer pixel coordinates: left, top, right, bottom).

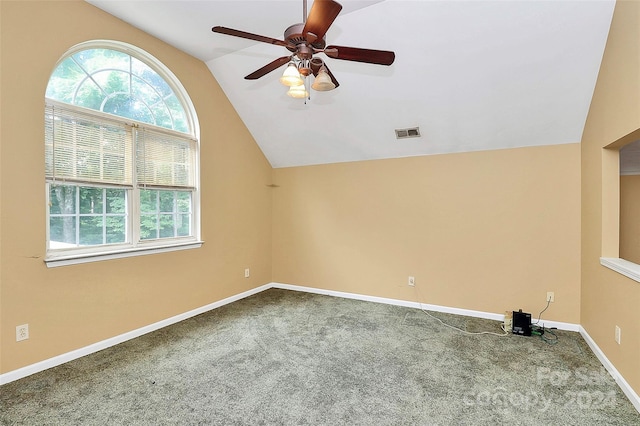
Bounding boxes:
600 257 640 283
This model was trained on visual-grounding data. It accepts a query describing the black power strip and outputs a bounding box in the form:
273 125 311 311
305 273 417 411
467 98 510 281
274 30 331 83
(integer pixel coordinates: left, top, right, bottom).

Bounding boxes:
512 309 532 336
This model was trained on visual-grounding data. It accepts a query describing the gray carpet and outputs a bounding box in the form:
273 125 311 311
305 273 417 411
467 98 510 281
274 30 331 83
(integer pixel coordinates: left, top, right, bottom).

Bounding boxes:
1 288 639 425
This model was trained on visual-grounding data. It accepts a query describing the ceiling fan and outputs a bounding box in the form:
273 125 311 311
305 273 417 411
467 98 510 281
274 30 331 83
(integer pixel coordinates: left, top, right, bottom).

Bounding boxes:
212 0 395 97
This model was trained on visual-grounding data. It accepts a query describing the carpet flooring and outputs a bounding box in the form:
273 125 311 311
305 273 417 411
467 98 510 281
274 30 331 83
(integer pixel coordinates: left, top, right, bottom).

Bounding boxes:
1 288 639 425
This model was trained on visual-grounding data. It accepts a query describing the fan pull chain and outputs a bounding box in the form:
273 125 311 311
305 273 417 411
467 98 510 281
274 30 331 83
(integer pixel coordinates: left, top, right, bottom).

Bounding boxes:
305 75 310 104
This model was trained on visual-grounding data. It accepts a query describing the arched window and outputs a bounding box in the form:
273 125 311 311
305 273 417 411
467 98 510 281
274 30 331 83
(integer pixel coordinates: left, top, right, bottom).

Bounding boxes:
45 41 201 266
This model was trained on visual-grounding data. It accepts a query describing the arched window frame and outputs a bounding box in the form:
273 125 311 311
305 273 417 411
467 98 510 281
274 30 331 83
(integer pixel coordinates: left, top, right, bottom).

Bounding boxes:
44 40 202 267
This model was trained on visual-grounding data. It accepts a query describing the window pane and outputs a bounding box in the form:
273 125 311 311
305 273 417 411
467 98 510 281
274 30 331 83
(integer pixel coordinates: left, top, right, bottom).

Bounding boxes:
79 216 104 245
93 70 130 97
150 104 173 130
106 216 126 244
159 191 174 212
140 189 157 213
50 185 76 215
50 217 76 245
159 214 175 238
79 187 103 214
165 95 189 133
132 57 172 98
102 93 134 119
106 189 126 213
73 49 130 74
177 192 191 213
177 213 190 237
74 79 104 111
140 214 158 240
132 75 162 106
45 57 84 104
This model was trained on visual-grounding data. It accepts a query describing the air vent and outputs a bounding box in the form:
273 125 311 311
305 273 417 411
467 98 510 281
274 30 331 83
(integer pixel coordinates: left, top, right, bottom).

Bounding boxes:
395 127 421 139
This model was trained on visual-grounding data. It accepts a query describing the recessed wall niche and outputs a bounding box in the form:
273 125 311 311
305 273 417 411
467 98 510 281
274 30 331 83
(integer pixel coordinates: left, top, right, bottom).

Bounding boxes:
620 140 640 264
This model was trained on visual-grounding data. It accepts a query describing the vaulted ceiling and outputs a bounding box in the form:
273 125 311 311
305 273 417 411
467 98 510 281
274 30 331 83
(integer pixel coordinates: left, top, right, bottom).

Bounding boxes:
86 0 615 168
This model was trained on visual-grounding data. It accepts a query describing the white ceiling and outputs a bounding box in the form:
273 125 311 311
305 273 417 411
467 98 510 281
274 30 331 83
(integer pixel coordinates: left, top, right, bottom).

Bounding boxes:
86 0 615 168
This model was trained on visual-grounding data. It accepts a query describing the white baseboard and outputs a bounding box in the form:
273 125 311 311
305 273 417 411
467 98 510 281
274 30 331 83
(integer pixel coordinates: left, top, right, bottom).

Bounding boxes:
271 282 580 331
580 326 640 413
0 283 271 385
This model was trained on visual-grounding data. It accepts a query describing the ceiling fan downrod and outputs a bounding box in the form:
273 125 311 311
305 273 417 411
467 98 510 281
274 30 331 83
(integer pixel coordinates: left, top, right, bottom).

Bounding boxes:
303 0 307 24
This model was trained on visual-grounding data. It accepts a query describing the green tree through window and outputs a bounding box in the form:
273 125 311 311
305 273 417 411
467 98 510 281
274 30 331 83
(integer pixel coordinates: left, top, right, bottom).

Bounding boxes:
46 48 188 132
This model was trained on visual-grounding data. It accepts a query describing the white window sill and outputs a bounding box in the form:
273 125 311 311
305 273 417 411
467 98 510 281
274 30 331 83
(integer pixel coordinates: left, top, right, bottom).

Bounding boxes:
600 257 640 283
45 241 204 268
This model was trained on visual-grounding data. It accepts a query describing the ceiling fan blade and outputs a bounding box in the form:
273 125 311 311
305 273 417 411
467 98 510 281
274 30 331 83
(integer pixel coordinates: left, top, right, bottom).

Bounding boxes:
212 26 291 48
245 56 292 80
302 0 343 44
325 45 395 66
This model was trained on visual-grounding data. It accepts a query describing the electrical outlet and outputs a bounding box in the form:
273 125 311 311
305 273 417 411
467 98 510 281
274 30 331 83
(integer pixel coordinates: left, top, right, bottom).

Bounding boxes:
16 324 29 342
615 325 621 344
546 292 554 303
244 268 250 278
408 276 415 286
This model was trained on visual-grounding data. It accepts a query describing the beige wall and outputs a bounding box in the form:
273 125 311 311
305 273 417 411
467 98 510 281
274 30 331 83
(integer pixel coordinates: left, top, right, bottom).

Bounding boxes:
581 0 640 396
273 144 581 323
0 1 273 373
620 175 640 264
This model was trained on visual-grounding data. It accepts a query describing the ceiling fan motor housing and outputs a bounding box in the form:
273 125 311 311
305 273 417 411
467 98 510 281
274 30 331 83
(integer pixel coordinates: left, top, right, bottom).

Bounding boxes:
284 23 326 54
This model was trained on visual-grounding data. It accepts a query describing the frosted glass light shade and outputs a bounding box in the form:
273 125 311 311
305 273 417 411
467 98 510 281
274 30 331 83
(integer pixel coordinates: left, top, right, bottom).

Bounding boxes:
280 63 303 87
287 84 309 99
311 67 336 91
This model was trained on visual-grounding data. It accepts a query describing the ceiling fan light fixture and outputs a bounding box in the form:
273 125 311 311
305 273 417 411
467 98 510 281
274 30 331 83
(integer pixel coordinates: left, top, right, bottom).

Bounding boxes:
287 83 309 99
311 66 336 91
280 62 304 87
213 0 395 100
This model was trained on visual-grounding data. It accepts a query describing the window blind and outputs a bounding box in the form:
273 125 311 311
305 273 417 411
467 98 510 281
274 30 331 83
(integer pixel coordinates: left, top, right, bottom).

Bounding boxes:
45 103 132 185
135 127 196 189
